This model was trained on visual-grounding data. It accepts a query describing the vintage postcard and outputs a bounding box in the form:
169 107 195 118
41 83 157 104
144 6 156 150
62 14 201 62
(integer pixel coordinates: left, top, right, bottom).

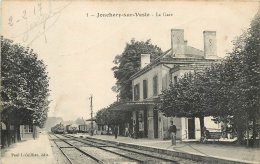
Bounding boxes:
1 1 259 164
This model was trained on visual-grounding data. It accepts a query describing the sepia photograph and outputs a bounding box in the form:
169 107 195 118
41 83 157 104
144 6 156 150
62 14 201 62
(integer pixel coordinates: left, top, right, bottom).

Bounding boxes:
1 0 260 163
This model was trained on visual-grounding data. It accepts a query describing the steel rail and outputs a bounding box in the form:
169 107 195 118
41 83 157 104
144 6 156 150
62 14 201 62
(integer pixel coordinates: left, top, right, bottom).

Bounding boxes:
52 134 103 163
63 134 179 163
49 134 73 164
56 134 143 163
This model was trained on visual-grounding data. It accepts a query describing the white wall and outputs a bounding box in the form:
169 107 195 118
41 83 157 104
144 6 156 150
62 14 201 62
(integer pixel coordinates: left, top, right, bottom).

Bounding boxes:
182 116 221 140
195 118 201 139
132 64 172 101
131 63 221 140
205 116 221 131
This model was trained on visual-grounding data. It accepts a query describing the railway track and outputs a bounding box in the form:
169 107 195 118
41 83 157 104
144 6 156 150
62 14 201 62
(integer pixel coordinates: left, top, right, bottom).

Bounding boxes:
50 133 140 163
49 133 196 164
50 134 101 163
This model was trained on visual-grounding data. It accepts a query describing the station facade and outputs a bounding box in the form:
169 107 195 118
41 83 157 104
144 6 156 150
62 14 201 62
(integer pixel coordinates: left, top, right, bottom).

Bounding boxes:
110 29 221 140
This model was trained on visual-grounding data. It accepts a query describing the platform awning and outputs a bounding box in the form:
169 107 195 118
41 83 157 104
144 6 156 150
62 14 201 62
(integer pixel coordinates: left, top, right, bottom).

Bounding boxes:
108 100 158 111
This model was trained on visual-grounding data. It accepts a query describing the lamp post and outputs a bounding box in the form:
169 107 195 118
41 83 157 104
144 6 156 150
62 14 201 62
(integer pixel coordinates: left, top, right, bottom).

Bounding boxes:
89 94 94 136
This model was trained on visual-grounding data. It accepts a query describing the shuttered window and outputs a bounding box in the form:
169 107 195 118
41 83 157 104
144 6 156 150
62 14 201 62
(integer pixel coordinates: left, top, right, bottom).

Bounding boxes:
143 80 148 99
174 76 178 84
134 83 140 101
153 75 158 96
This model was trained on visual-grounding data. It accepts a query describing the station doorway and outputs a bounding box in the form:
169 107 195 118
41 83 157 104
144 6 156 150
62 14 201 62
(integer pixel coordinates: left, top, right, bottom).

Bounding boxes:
153 110 158 138
188 118 195 139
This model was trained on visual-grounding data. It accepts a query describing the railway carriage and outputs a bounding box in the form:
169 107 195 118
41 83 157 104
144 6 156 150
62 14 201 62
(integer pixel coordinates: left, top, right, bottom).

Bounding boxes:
66 124 79 134
78 124 88 133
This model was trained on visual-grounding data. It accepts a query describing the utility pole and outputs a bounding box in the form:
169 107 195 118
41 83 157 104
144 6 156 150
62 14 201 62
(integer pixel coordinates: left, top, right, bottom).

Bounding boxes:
89 94 94 136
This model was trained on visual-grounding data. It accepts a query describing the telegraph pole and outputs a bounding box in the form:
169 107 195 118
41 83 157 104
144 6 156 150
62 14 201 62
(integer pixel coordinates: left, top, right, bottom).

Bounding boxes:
90 94 93 136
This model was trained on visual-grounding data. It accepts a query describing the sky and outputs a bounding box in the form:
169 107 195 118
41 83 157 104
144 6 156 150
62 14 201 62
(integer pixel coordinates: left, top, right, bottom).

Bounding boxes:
1 1 259 121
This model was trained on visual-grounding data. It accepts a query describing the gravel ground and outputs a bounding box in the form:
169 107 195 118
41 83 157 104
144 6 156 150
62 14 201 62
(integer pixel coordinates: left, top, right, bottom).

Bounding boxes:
61 148 97 164
54 141 72 148
49 135 98 164
65 135 106 147
66 140 87 147
113 145 198 164
49 140 70 164
51 134 199 163
54 134 70 140
82 137 198 163
79 146 136 163
103 146 174 163
48 134 59 140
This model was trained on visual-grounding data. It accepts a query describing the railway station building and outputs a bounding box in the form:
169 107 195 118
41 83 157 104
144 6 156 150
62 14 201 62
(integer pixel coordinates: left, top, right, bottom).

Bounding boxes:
109 29 221 140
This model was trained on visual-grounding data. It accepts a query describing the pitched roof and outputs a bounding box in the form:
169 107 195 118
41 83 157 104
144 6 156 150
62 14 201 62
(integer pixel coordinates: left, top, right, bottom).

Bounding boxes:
160 45 204 59
130 45 220 80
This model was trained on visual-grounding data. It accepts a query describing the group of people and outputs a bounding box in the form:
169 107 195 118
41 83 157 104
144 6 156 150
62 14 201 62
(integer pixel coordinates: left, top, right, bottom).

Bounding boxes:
168 122 211 144
111 122 225 147
113 121 178 146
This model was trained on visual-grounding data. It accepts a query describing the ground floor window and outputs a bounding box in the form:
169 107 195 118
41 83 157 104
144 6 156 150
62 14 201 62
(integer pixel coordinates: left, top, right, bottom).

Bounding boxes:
24 125 33 133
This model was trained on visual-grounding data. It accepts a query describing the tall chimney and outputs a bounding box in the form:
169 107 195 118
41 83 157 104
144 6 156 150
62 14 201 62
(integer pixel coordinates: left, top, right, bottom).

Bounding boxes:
171 29 185 57
203 31 217 59
141 54 150 69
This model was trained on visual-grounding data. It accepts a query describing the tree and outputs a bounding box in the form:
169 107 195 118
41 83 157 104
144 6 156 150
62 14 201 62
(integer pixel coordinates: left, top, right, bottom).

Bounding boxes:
96 107 131 126
112 39 163 100
160 71 214 137
160 9 260 146
96 105 131 134
1 37 50 144
208 10 260 145
226 10 260 145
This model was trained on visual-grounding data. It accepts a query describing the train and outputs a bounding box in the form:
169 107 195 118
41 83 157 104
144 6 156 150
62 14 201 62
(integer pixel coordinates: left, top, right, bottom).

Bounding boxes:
51 123 88 134
51 123 65 134
78 124 88 133
66 124 78 134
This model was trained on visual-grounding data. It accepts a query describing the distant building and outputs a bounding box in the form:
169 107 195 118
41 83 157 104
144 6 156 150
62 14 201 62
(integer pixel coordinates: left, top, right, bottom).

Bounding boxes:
109 29 221 140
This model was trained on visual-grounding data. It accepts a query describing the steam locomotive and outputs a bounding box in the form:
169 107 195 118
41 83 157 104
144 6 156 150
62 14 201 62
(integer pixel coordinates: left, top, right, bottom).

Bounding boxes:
51 123 81 134
51 123 65 134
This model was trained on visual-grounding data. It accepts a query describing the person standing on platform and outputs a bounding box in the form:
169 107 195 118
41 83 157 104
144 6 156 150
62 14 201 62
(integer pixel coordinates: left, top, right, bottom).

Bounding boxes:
114 125 118 139
168 121 177 145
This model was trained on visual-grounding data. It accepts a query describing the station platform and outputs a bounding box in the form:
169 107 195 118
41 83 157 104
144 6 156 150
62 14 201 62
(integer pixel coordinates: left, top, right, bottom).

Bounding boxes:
73 133 260 164
2 132 259 164
1 132 55 164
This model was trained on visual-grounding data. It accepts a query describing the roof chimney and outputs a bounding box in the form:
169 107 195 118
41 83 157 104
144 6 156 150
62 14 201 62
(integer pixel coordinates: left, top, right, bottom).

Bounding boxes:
141 54 150 69
171 29 185 58
203 31 217 59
